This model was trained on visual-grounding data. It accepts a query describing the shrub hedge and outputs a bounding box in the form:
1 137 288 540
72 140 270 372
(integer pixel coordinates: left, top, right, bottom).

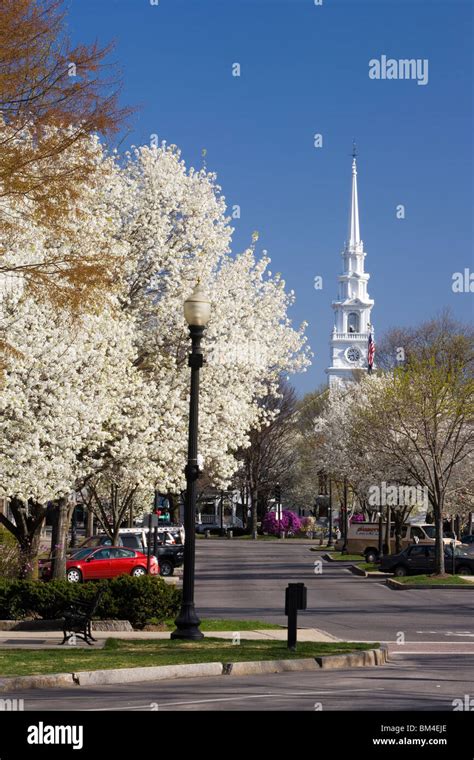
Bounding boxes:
0 576 181 628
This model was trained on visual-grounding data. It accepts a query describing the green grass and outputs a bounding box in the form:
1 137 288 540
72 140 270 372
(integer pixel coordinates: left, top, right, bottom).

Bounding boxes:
358 563 380 572
328 552 365 561
394 574 471 586
0 639 378 678
160 618 284 631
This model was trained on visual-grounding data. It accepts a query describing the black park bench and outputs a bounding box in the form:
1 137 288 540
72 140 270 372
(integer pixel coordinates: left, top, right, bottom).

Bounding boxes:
60 588 105 646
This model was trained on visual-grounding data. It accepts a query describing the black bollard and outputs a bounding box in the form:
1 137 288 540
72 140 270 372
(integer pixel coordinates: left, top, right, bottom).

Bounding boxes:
285 583 307 651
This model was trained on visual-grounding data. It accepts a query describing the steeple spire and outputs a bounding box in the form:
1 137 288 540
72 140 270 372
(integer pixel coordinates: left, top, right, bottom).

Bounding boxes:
326 146 375 389
348 141 360 249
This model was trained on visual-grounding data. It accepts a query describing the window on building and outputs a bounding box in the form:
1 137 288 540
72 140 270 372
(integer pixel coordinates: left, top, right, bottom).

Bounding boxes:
348 312 360 333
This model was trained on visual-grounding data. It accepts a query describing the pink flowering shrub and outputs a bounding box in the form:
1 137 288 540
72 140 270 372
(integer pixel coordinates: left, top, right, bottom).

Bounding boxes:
262 510 302 536
350 513 365 523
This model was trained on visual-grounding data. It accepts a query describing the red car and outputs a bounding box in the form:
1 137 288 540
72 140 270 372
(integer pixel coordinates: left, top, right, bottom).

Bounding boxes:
40 546 159 583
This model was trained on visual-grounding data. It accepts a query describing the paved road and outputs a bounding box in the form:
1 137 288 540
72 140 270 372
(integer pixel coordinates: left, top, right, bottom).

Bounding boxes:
4 541 473 712
194 541 474 642
11 654 473 711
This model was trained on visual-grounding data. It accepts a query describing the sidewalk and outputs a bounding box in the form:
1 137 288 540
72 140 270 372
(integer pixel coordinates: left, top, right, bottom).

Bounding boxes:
0 627 340 649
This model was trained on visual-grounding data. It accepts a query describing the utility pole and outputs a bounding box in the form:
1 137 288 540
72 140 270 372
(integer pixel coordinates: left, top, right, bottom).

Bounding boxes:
342 477 348 554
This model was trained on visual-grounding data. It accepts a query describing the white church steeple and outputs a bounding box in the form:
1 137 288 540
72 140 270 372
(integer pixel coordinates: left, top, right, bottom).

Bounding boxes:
325 145 375 388
348 145 360 249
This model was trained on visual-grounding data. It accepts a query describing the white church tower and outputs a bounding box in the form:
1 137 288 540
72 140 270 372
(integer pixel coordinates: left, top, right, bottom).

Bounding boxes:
326 146 375 388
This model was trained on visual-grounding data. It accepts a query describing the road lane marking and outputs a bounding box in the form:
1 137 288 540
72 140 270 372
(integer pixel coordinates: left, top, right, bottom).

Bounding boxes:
83 688 378 711
416 631 474 637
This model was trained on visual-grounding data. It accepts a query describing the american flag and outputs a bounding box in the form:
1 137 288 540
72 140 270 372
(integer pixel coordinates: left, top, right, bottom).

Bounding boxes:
368 332 375 373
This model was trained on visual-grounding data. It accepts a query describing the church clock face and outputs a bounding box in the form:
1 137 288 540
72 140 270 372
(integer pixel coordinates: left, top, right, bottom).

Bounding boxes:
346 347 361 363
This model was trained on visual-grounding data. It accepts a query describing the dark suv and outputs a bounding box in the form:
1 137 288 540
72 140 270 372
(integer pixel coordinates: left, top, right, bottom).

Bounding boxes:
380 544 474 577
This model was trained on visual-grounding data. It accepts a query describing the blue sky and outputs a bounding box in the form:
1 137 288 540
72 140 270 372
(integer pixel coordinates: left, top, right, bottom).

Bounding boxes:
68 0 473 394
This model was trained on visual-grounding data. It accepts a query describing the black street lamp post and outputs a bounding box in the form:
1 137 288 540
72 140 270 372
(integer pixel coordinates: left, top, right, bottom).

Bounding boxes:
171 283 211 641
378 511 383 560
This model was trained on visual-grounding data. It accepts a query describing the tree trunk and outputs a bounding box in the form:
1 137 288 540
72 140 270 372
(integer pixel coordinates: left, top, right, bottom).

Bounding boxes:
86 507 94 537
51 498 74 579
248 459 259 540
0 497 47 579
168 493 180 525
18 528 43 580
393 512 403 554
50 505 60 564
433 499 445 575
455 514 461 541
240 486 247 530
70 506 77 548
251 485 258 539
384 505 391 555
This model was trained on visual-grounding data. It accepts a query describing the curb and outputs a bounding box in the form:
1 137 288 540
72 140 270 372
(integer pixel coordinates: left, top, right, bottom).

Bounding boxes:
317 647 388 669
349 564 367 576
0 672 75 691
74 662 223 686
349 565 391 579
0 648 388 691
323 554 365 564
224 658 320 676
386 578 474 590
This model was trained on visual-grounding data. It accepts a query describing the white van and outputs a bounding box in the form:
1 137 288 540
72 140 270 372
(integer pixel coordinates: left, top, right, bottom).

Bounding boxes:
336 522 454 562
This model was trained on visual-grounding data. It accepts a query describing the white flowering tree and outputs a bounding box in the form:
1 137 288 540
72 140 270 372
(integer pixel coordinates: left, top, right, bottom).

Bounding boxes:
0 291 137 575
0 139 310 574
314 381 381 508
313 378 427 552
351 357 474 574
92 144 310 491
0 134 130 575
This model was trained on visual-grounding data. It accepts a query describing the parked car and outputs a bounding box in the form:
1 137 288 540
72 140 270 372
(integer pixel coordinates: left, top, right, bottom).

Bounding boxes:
379 544 474 577
153 544 184 576
41 546 159 583
71 533 182 577
461 535 474 545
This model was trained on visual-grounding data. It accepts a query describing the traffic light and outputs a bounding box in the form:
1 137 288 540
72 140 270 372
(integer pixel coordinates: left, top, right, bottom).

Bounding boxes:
275 483 281 504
